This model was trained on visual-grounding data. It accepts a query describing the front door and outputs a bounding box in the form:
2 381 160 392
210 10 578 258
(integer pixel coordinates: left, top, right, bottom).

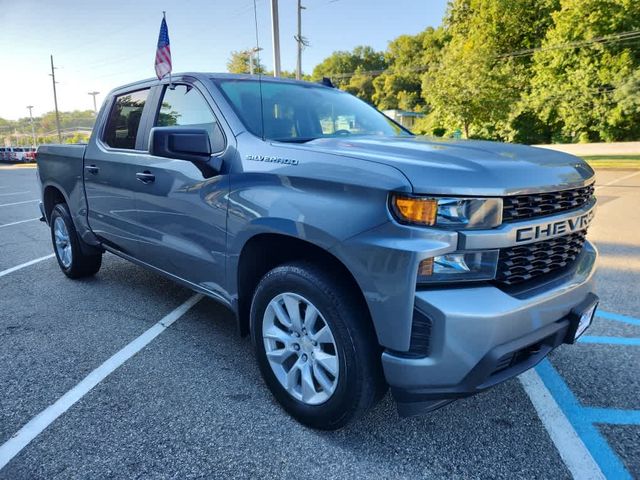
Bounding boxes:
131 82 229 298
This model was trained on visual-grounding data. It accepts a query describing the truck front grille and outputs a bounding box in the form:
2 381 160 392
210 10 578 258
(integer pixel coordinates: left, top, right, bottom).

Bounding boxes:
495 230 587 286
502 185 594 222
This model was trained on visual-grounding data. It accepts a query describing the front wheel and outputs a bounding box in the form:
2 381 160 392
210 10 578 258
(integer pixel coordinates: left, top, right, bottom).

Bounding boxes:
250 262 385 430
50 203 102 278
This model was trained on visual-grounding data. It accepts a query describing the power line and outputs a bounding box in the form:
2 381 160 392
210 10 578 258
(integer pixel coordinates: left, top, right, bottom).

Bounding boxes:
326 30 640 81
498 30 640 58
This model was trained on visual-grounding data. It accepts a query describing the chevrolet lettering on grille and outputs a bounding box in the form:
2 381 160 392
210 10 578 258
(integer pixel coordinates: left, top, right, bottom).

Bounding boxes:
515 209 595 243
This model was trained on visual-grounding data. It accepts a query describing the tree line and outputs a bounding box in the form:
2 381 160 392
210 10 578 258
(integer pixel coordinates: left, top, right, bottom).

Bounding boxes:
232 0 640 144
3 0 637 147
0 110 95 146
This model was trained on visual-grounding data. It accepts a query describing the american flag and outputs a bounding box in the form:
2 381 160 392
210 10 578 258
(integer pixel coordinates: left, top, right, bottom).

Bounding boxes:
155 16 172 80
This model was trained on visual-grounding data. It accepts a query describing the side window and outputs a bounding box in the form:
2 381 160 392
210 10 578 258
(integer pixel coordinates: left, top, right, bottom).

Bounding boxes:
103 89 149 150
156 84 223 150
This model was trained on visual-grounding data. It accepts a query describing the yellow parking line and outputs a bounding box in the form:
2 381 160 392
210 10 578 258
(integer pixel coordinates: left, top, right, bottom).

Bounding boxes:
0 164 37 170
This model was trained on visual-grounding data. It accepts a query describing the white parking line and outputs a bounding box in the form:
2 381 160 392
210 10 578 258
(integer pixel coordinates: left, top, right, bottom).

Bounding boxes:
519 370 605 480
0 191 31 197
0 294 202 470
0 218 40 229
0 254 55 278
0 199 39 208
595 170 640 191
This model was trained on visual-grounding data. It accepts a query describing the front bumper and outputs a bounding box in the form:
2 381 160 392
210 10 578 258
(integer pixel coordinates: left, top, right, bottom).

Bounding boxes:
383 240 597 417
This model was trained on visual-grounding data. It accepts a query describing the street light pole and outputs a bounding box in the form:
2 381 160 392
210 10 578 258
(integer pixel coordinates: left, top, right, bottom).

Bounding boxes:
49 55 62 143
243 47 263 75
88 91 100 114
26 105 37 148
270 0 281 77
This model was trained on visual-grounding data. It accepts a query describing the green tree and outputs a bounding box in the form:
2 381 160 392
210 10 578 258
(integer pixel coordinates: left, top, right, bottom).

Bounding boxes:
64 132 91 144
422 0 561 140
311 46 386 103
373 27 447 112
529 0 640 141
423 40 514 138
227 50 266 74
527 0 640 142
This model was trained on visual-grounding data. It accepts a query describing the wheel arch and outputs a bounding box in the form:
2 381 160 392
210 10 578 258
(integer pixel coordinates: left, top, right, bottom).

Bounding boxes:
235 232 374 340
43 183 69 223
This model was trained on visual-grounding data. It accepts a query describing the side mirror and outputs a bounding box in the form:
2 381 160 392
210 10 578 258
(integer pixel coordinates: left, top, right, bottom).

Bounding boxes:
149 127 212 163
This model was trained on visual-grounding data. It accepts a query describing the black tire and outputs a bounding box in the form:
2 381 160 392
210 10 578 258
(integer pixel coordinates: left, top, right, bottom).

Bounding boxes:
250 261 386 430
50 203 102 278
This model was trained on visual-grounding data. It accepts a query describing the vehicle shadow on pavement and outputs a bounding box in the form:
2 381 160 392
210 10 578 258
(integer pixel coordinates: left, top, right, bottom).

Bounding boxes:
166 296 571 479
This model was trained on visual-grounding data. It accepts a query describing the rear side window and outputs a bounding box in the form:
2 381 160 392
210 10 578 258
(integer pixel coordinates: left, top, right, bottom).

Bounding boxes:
103 89 149 149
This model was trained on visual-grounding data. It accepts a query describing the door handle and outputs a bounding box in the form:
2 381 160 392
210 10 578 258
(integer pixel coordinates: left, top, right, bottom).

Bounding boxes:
84 165 99 174
136 171 155 184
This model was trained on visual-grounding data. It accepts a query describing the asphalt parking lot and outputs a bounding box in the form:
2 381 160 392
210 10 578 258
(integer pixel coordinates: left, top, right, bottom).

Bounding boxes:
0 164 638 479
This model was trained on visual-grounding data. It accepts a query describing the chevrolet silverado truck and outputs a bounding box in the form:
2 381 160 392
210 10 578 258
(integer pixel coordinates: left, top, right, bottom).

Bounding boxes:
37 73 598 429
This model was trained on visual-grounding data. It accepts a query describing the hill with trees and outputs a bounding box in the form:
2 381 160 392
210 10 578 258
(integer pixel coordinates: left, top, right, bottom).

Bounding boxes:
301 0 640 143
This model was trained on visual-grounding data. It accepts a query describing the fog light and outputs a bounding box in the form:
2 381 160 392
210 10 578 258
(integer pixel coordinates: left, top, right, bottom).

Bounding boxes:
417 250 499 284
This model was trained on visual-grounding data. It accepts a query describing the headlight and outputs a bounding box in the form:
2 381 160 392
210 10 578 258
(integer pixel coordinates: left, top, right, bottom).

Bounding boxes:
390 194 502 229
417 250 499 283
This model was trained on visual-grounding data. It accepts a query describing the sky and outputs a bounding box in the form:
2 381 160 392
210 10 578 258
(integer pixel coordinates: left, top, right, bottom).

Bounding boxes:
0 0 448 120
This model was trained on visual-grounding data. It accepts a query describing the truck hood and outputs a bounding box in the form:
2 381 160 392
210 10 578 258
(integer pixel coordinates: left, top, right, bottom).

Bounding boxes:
285 136 594 196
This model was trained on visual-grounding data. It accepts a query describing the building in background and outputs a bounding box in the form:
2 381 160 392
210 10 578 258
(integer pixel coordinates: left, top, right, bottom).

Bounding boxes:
382 109 425 131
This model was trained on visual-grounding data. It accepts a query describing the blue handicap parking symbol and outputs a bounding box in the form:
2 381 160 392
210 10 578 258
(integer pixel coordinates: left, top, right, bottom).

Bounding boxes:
535 309 640 480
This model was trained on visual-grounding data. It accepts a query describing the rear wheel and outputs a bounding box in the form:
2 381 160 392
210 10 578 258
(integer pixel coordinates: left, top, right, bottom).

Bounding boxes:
50 203 102 278
250 262 385 430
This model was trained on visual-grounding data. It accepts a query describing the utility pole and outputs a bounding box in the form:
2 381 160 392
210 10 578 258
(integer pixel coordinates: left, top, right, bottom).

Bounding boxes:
295 0 307 80
88 91 100 114
49 55 62 143
270 0 281 77
26 105 37 148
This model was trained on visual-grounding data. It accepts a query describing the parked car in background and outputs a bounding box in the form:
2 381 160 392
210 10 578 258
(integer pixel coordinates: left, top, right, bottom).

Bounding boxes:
0 147 14 161
0 147 34 162
24 147 37 162
12 147 27 162
4 147 17 161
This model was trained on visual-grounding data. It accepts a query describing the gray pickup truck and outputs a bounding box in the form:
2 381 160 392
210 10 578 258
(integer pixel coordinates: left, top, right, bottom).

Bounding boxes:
37 73 598 429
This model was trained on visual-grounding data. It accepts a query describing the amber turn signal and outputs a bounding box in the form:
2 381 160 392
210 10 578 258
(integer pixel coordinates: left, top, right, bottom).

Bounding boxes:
391 195 438 225
418 257 434 277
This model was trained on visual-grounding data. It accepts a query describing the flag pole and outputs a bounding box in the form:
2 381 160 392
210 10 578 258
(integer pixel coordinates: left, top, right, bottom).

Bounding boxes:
163 11 173 88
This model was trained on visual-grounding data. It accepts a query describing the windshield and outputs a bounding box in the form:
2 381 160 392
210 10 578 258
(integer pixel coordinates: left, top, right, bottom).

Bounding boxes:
214 78 411 142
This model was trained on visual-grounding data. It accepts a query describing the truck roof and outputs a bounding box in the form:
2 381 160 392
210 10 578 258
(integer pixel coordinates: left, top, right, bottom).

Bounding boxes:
110 72 331 95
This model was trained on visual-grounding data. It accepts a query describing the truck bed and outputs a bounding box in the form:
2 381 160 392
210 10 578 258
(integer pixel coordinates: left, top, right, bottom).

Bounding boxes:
37 144 87 225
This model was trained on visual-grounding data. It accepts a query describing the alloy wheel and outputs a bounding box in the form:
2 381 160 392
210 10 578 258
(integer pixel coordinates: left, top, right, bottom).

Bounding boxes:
262 292 339 405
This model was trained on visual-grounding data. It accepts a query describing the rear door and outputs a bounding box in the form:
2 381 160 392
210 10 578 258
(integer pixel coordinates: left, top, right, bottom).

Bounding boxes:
83 88 152 255
129 80 230 297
